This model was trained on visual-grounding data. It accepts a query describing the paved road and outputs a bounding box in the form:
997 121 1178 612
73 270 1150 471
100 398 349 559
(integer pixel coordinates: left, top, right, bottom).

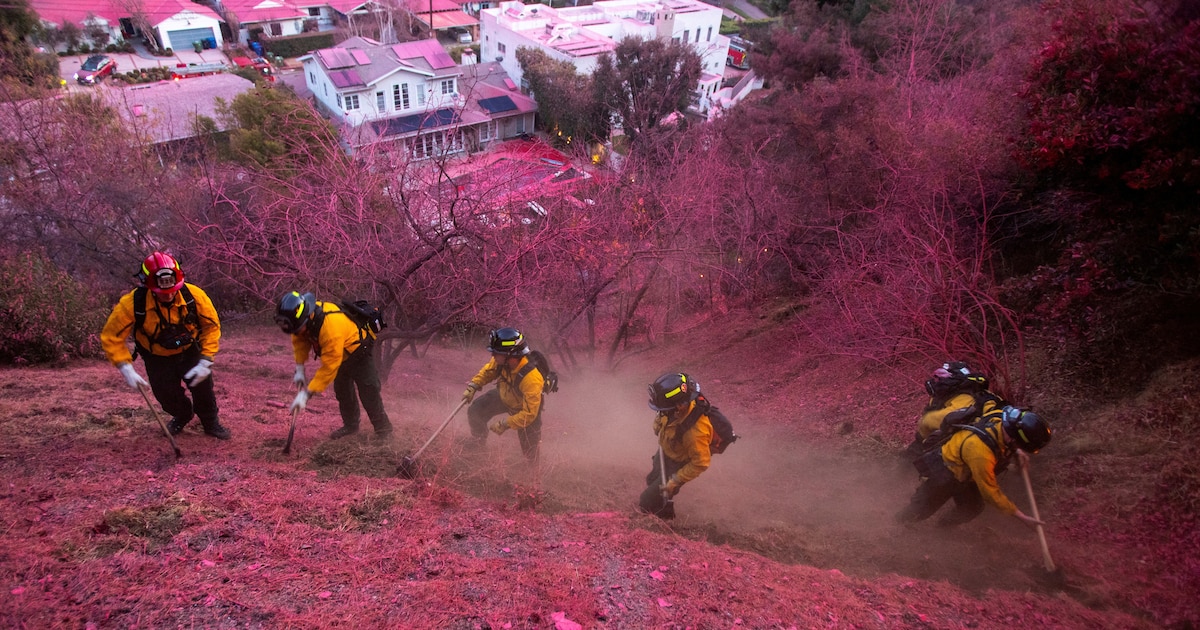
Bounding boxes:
723 0 769 20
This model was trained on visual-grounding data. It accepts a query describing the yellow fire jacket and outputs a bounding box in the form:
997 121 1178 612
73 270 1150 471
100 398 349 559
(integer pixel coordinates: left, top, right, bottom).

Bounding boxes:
467 355 544 430
940 420 1017 515
101 283 221 364
917 393 1000 440
290 302 373 395
653 400 713 484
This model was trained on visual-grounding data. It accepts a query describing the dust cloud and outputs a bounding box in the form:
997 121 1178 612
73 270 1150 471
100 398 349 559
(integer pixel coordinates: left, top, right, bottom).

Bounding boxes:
389 344 1054 593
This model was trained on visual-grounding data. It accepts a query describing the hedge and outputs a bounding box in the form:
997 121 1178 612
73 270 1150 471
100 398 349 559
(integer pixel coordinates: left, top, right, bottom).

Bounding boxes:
262 33 336 59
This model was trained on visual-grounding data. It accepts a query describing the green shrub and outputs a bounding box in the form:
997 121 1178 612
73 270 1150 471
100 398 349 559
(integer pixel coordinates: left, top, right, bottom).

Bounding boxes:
263 32 335 59
0 251 109 365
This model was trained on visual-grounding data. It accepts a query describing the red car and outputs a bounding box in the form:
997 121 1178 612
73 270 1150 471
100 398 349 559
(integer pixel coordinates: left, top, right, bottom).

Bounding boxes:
75 55 117 85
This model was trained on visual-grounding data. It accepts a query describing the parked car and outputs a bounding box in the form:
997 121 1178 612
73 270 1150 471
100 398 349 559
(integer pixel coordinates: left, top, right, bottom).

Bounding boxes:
454 28 473 44
75 55 117 85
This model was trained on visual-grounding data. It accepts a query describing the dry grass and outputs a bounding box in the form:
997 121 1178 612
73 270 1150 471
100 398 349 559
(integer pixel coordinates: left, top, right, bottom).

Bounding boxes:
0 316 1193 627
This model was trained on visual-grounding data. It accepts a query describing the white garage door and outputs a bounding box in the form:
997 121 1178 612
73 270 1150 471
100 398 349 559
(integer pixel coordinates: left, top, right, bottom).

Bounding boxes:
166 27 215 51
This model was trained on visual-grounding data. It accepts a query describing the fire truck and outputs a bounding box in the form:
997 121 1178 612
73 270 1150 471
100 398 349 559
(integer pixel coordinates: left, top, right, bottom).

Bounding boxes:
726 37 751 70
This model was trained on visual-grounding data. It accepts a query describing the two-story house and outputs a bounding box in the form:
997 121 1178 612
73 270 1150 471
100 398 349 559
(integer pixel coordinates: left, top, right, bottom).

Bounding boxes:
478 0 731 116
300 37 536 158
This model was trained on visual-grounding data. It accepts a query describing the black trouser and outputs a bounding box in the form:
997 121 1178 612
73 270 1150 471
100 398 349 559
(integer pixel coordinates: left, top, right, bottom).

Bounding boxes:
467 389 542 460
333 345 392 433
139 346 219 430
639 449 685 515
896 450 985 525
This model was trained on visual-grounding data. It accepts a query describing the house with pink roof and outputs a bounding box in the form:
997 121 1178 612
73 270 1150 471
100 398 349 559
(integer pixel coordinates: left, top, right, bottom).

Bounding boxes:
28 1 125 49
29 0 224 53
299 36 535 157
214 0 308 45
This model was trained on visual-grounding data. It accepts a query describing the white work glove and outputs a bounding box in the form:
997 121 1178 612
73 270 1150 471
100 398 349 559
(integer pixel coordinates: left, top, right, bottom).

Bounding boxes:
184 359 213 387
489 418 509 435
293 364 307 388
462 384 478 403
117 362 149 390
290 389 310 413
661 477 682 497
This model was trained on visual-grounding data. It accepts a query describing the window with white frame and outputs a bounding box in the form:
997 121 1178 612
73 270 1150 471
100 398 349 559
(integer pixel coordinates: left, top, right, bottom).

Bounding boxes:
408 130 464 160
345 94 360 110
479 120 498 142
707 26 712 42
682 31 688 44
336 93 342 107
376 91 385 111
417 88 426 107
440 79 455 95
394 83 410 109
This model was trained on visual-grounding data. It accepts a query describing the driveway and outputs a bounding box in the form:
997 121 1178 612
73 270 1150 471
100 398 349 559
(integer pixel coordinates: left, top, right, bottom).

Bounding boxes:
58 46 232 93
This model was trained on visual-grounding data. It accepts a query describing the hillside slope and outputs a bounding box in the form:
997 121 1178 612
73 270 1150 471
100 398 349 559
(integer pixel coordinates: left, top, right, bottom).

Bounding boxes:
0 313 1192 628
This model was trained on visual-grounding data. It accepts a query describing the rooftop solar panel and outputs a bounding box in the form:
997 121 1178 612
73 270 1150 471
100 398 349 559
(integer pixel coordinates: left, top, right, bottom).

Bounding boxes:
317 48 356 69
350 49 371 65
392 40 458 70
503 78 517 90
329 69 365 88
478 95 517 114
371 108 460 137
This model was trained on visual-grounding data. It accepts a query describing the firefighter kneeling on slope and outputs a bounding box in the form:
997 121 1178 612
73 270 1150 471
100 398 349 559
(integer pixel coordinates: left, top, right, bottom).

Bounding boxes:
639 373 725 519
461 327 544 462
897 404 1051 528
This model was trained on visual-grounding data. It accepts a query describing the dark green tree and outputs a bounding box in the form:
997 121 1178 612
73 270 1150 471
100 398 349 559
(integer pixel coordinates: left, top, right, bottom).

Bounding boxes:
591 37 702 146
516 48 608 145
1019 0 1200 194
215 86 340 173
0 0 58 92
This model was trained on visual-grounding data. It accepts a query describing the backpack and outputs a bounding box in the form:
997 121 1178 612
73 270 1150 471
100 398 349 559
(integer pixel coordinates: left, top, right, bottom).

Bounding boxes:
338 298 386 334
515 349 559 394
132 285 200 354
679 394 739 454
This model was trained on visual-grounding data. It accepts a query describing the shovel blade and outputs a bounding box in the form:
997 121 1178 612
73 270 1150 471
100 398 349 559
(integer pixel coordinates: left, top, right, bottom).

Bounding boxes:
638 485 676 520
397 455 419 479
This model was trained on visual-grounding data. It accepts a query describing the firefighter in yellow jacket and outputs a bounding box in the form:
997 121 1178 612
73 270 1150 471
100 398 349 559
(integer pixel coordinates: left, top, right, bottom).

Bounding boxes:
100 252 229 439
898 405 1050 527
906 361 998 458
274 291 393 440
461 327 544 461
638 372 714 519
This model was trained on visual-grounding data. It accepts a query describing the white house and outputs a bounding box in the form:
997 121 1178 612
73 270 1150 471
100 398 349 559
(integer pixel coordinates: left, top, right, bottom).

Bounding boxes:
216 0 308 44
300 37 536 157
29 0 224 52
29 1 124 50
142 0 225 52
478 0 731 115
